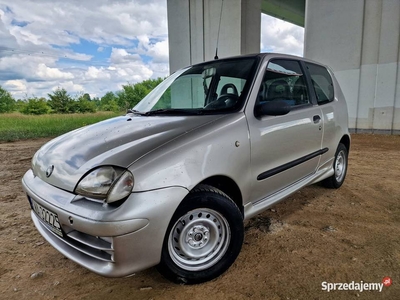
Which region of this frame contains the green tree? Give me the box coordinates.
[91,96,101,109]
[20,97,51,115]
[100,91,119,112]
[141,78,164,90]
[0,86,15,113]
[82,93,91,101]
[15,99,26,112]
[152,88,171,110]
[76,94,96,113]
[48,88,74,113]
[117,78,163,110]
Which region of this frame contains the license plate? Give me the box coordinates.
[31,200,63,237]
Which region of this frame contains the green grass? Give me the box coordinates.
[0,112,121,142]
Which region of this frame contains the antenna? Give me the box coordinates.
[215,0,224,60]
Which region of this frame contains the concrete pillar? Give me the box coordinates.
[305,0,400,134]
[167,0,261,73]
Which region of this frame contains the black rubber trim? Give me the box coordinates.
[257,147,329,181]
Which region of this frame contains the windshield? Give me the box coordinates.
[134,58,257,114]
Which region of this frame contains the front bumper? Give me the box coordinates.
[22,169,188,277]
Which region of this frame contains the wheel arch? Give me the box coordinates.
[340,134,351,152]
[194,175,244,217]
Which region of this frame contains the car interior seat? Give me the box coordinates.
[266,79,290,101]
[292,77,308,105]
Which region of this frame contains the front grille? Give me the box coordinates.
[64,228,114,262]
[37,217,114,262]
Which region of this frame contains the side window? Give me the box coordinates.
[305,63,334,104]
[256,59,310,107]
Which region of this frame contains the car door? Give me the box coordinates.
[246,58,324,203]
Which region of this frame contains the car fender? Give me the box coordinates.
[129,113,252,205]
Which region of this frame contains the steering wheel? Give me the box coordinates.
[220,83,238,96]
[205,93,239,109]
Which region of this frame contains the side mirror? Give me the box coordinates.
[256,100,291,117]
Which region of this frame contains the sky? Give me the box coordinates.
[0,0,304,99]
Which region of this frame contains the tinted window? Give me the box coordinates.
[305,63,334,104]
[256,59,310,108]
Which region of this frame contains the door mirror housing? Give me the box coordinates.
[255,100,291,117]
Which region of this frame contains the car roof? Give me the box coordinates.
[191,53,328,69]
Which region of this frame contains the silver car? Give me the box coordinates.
[22,53,350,284]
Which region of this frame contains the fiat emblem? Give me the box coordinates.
[46,165,54,177]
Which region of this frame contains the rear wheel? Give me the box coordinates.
[157,184,243,284]
[323,143,348,188]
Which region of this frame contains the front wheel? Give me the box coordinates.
[323,143,348,188]
[157,184,244,284]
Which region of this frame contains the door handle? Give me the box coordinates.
[313,115,321,124]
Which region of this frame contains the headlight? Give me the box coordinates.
[75,166,134,203]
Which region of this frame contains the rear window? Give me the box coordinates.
[305,63,334,104]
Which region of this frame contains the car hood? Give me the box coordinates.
[32,114,222,192]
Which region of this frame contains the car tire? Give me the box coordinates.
[323,143,348,189]
[157,184,244,284]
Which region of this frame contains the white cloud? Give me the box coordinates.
[0,52,80,87]
[147,61,169,79]
[107,47,154,82]
[0,9,19,55]
[261,14,304,57]
[0,0,169,98]
[85,66,110,80]
[0,2,305,99]
[2,1,168,46]
[132,35,169,63]
[36,63,74,80]
[3,79,62,99]
[54,81,84,93]
[3,79,27,92]
[110,48,142,64]
[144,39,169,63]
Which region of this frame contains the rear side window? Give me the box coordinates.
[305,63,334,104]
[256,59,310,107]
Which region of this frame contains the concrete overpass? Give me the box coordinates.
[167,0,400,134]
[261,0,305,27]
[167,0,305,72]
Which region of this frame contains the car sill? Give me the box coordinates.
[244,165,334,220]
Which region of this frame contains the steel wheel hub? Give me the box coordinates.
[335,150,346,182]
[187,225,209,248]
[168,208,230,271]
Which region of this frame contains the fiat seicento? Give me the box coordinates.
[22,53,350,284]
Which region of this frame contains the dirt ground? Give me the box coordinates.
[0,134,399,300]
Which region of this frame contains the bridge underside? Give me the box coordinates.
[261,0,305,27]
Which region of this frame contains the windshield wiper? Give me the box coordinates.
[126,108,143,115]
[126,109,147,116]
[143,108,204,116]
